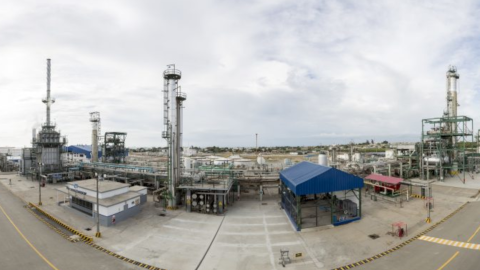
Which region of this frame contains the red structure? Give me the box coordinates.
[365,174,403,195]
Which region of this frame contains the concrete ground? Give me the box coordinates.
[356,201,480,270]
[0,179,138,270]
[1,172,479,270]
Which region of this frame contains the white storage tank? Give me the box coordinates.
[257,156,266,165]
[213,158,231,166]
[184,157,193,169]
[318,154,328,166]
[234,159,254,167]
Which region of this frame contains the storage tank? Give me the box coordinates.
[257,156,266,165]
[234,159,253,167]
[213,158,231,166]
[353,153,362,162]
[184,157,192,169]
[318,154,328,166]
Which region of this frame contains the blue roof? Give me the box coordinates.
[65,145,102,159]
[69,145,94,152]
[280,161,364,195]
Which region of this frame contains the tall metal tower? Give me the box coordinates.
[445,66,460,156]
[42,59,55,129]
[35,58,65,174]
[162,64,187,209]
[90,112,101,163]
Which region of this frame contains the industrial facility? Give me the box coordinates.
[0,59,476,255]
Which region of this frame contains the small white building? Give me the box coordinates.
[183,146,198,157]
[56,179,147,226]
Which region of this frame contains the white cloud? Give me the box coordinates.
[0,0,479,147]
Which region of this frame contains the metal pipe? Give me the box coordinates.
[46,59,51,126]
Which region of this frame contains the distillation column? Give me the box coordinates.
[446,66,459,160]
[163,65,186,209]
[42,59,55,128]
[90,112,100,163]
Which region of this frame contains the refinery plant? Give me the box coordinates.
[1,60,479,213]
[1,59,480,270]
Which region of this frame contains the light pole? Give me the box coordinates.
[426,184,432,223]
[95,173,101,238]
[38,162,43,206]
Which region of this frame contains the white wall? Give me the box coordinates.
[96,197,140,216]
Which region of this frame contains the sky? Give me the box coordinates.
[1,0,480,148]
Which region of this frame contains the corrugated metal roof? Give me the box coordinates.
[280,161,364,195]
[365,174,403,185]
[66,145,102,159]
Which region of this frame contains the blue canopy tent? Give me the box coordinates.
[280,161,364,230]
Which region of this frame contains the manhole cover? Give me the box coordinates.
[85,228,92,231]
[262,203,268,205]
[369,234,380,239]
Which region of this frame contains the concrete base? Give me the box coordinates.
[0,173,478,270]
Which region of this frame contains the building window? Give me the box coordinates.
[72,196,93,210]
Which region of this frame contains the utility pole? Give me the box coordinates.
[256,133,258,152]
[38,162,43,206]
[95,173,101,237]
[426,184,432,223]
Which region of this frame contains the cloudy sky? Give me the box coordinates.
[1,0,479,148]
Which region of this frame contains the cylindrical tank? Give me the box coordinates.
[353,153,361,162]
[214,158,231,166]
[452,162,459,172]
[234,159,253,167]
[184,157,192,169]
[424,156,449,164]
[318,154,328,166]
[257,156,266,165]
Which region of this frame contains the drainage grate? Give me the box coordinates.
[85,228,92,231]
[158,213,166,217]
[369,234,380,239]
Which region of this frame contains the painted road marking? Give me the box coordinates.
[0,203,60,270]
[467,225,480,243]
[419,235,480,250]
[437,251,459,270]
[331,202,469,270]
